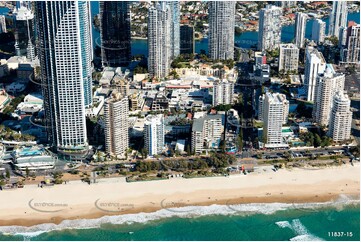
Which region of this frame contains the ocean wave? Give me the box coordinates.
[276,219,324,241]
[0,196,359,238]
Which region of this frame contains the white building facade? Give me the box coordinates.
[258,5,282,51]
[279,44,299,72]
[328,1,348,37]
[144,114,165,156]
[104,93,129,158]
[313,67,345,126]
[294,12,307,48]
[208,1,235,60]
[35,1,91,154]
[328,91,352,142]
[213,80,234,106]
[304,46,326,102]
[263,92,289,147]
[148,2,171,79]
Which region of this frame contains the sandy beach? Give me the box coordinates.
[0,164,359,227]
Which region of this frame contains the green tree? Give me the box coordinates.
[5,169,10,179]
[314,134,322,147]
[25,167,30,178]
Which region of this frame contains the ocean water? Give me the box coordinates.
[0,198,359,241]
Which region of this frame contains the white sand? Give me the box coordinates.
[0,164,359,226]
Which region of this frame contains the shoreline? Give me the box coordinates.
[0,164,359,228]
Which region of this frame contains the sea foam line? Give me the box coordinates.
[0,195,358,238]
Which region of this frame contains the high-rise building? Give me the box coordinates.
[304,45,326,102]
[180,24,195,54]
[344,22,360,63]
[144,114,165,156]
[208,1,235,60]
[35,1,91,155]
[258,94,265,121]
[213,80,234,106]
[79,1,93,107]
[328,91,352,142]
[148,2,171,79]
[168,1,180,59]
[0,15,7,34]
[100,2,131,67]
[259,92,289,125]
[328,1,347,37]
[13,1,35,57]
[313,66,345,126]
[191,113,225,154]
[258,5,282,51]
[294,12,307,48]
[338,26,347,48]
[275,1,297,8]
[263,92,289,147]
[279,44,299,72]
[104,92,129,158]
[311,19,326,43]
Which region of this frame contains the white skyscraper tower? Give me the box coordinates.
[263,92,289,147]
[313,66,345,126]
[35,2,91,156]
[279,44,299,72]
[304,45,326,102]
[329,1,348,37]
[259,92,289,125]
[208,1,235,60]
[104,92,129,158]
[294,12,307,48]
[312,19,326,43]
[328,91,352,142]
[144,114,165,156]
[0,15,6,34]
[213,80,234,106]
[258,5,282,51]
[148,2,171,79]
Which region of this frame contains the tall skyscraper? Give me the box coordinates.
[104,92,129,158]
[328,91,352,142]
[180,24,195,55]
[0,15,6,34]
[168,1,180,59]
[13,1,34,57]
[258,5,282,51]
[304,45,326,102]
[328,1,348,37]
[263,92,289,147]
[259,92,289,125]
[79,1,93,107]
[213,80,234,106]
[148,2,171,79]
[208,1,235,60]
[279,44,299,72]
[35,1,91,155]
[311,19,326,43]
[344,22,360,63]
[338,26,347,47]
[294,12,307,48]
[313,66,345,126]
[100,2,131,67]
[144,114,165,156]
